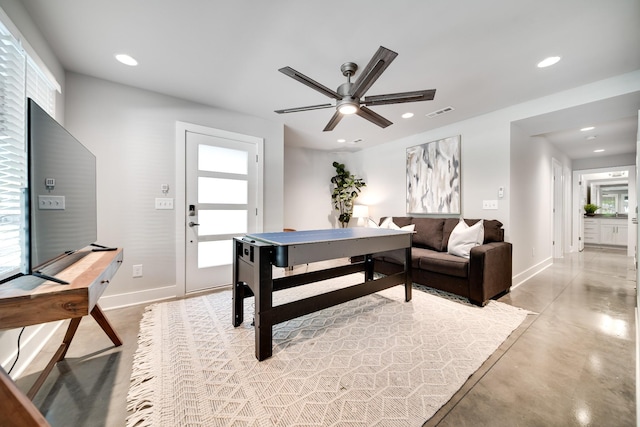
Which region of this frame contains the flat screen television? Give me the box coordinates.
[22,98,98,283]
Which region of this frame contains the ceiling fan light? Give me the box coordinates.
[338,103,358,115]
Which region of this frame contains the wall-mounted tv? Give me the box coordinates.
[23,98,98,282]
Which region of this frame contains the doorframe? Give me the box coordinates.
[571,164,636,257]
[552,158,564,258]
[174,121,264,297]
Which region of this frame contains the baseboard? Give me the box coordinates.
[2,321,63,380]
[511,257,553,289]
[99,285,178,311]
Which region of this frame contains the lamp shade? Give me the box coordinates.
[352,205,369,218]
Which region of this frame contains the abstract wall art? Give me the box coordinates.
[406,135,461,214]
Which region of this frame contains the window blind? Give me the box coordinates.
[0,20,56,280]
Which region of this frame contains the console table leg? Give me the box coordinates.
[90,304,122,347]
[1,366,50,426]
[26,316,82,400]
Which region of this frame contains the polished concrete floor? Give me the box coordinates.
[14,246,637,426]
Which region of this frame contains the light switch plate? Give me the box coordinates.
[482,200,498,210]
[38,195,65,210]
[155,198,174,210]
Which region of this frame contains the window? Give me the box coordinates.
[0,19,57,280]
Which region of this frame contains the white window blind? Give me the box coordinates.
[0,20,56,280]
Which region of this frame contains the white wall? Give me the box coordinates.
[285,71,640,281]
[64,73,284,305]
[284,146,364,230]
[510,126,572,281]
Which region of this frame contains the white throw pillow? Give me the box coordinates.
[369,217,414,232]
[388,221,416,232]
[447,219,484,258]
[368,217,393,228]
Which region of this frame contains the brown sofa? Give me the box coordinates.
[373,217,512,306]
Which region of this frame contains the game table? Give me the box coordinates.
[232,227,413,360]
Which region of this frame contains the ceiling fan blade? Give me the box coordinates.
[323,110,343,132]
[274,103,334,114]
[355,106,393,128]
[279,67,341,100]
[351,46,398,99]
[363,89,436,106]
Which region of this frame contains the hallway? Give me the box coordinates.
[428,246,637,426]
[14,247,637,426]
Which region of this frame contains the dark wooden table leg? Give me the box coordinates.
[90,304,122,347]
[364,254,374,281]
[405,246,412,302]
[254,245,273,361]
[232,239,244,327]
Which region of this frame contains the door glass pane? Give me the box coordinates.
[199,144,247,174]
[198,210,247,236]
[198,177,247,204]
[198,240,232,268]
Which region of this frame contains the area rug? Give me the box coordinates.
[126,274,530,426]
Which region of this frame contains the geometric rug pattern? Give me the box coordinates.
[127,274,530,426]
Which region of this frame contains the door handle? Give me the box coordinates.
[188,222,200,227]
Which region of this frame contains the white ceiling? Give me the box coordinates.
[18,0,640,156]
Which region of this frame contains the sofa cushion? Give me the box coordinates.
[474,219,503,243]
[447,219,484,258]
[373,250,419,268]
[415,247,469,278]
[441,218,460,251]
[411,217,444,251]
[442,218,504,249]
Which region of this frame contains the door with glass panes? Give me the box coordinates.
[185,131,260,292]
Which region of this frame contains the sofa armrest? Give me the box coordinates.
[468,242,512,306]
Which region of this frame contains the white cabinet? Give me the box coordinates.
[599,219,627,246]
[583,218,599,244]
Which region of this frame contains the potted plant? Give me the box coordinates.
[330,161,366,228]
[584,203,600,216]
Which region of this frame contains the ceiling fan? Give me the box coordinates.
[275,46,436,132]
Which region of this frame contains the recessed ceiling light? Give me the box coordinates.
[580,126,595,131]
[537,56,561,68]
[337,139,346,143]
[594,149,605,153]
[115,54,138,66]
[402,112,414,119]
[586,135,597,140]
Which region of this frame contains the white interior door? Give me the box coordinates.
[185,130,260,292]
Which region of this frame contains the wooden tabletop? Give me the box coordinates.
[0,248,123,330]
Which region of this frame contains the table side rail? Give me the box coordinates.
[265,272,406,325]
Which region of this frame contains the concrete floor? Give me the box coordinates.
[14,246,637,426]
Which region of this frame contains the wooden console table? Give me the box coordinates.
[0,248,123,426]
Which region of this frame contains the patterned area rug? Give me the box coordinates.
[127,274,529,426]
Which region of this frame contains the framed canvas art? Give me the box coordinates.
[406,135,461,214]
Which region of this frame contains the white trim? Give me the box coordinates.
[511,256,553,289]
[175,121,264,297]
[98,285,178,311]
[3,321,63,380]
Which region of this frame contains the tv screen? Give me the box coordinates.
[26,98,97,276]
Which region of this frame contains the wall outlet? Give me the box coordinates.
[133,264,143,278]
[482,200,498,210]
[155,198,174,210]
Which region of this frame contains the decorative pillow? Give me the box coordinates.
[389,222,416,232]
[447,219,484,258]
[368,217,414,231]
